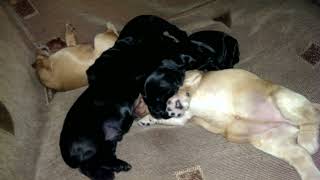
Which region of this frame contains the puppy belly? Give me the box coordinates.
[227,93,293,142]
[226,120,288,143]
[236,91,290,123]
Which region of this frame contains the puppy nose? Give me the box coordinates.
[175,100,183,109]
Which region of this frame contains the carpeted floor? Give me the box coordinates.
[1,0,320,180]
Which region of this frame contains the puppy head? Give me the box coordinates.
[143,60,185,119]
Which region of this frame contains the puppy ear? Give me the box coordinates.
[184,70,202,88]
[224,36,240,67]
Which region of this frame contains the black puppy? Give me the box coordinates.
[86,15,188,87]
[60,85,135,180]
[59,15,189,180]
[143,30,240,119]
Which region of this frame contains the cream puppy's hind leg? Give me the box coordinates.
[106,22,119,36]
[137,112,192,127]
[272,87,320,154]
[65,24,77,46]
[92,22,118,57]
[251,125,320,180]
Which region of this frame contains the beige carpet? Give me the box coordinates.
[0,4,46,180]
[1,0,320,180]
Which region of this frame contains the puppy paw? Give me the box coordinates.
[137,116,157,127]
[166,95,189,117]
[105,159,132,172]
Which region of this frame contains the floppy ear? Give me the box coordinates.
[224,35,240,67]
[183,70,202,88]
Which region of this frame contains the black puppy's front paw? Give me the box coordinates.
[113,159,132,172]
[103,159,132,172]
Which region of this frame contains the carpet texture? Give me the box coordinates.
[0,4,46,180]
[1,0,320,180]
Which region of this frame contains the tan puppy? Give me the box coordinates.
[32,23,118,91]
[138,69,320,180]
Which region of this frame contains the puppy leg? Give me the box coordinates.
[106,22,119,36]
[101,158,132,172]
[251,125,320,180]
[157,113,191,126]
[137,114,160,127]
[65,24,77,46]
[99,141,132,173]
[273,87,320,154]
[137,112,192,127]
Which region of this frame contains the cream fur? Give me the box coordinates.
[33,23,118,91]
[138,69,320,180]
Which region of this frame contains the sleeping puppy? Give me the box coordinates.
[60,80,141,180]
[60,15,190,180]
[142,30,239,119]
[85,15,188,88]
[138,69,320,180]
[32,23,118,91]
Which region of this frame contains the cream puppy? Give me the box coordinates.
[32,23,118,91]
[138,69,320,180]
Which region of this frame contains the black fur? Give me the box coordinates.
[59,15,189,180]
[60,15,240,180]
[59,86,135,180]
[143,30,240,119]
